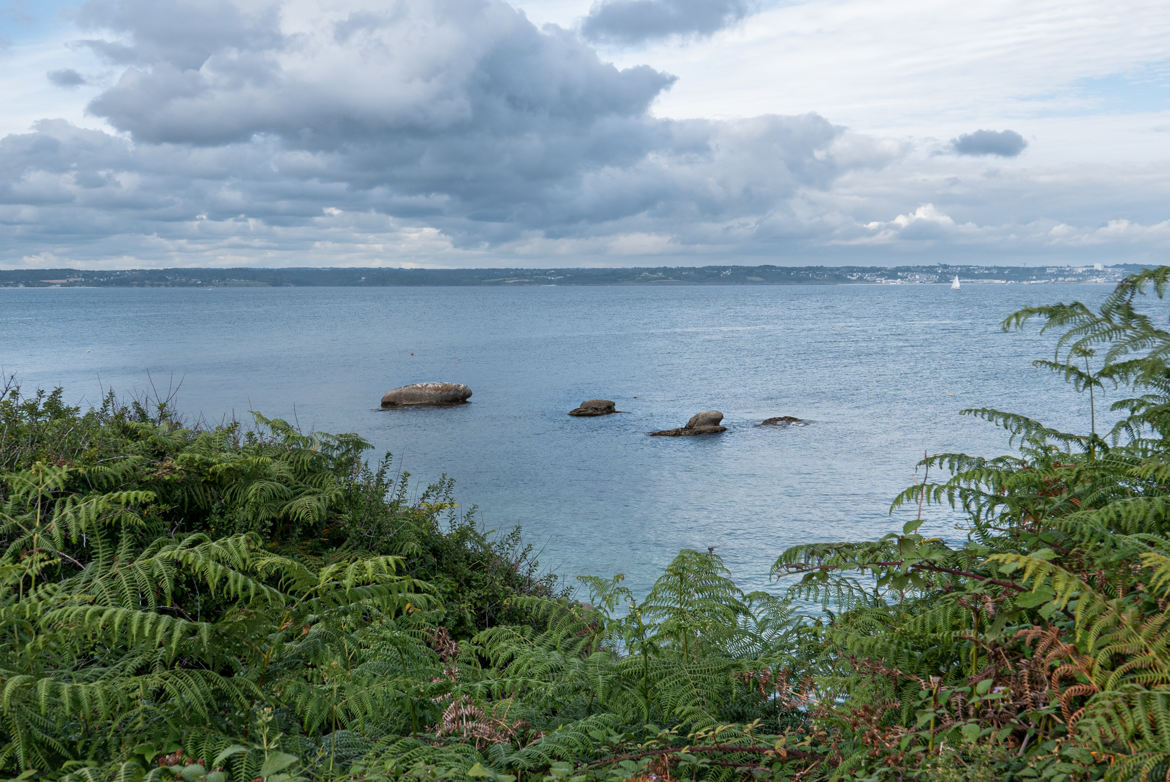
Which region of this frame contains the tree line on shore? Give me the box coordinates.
[0,263,1143,289]
[5,268,1170,780]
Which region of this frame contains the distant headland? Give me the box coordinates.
[0,263,1146,288]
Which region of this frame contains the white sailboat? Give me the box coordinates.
[951,275,960,290]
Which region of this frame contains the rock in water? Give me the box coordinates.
[685,410,724,428]
[569,399,617,416]
[650,410,726,436]
[650,425,727,436]
[760,416,806,426]
[380,382,472,407]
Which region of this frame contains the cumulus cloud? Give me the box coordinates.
[950,129,1028,157]
[80,0,674,147]
[47,68,87,87]
[0,0,882,267]
[844,203,984,245]
[581,0,751,44]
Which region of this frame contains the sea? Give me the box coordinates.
[0,282,1114,598]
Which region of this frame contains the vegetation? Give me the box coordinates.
[5,267,1170,779]
[0,263,1141,289]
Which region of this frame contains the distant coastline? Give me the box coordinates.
[0,263,1145,288]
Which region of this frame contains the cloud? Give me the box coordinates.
[0,0,875,267]
[581,0,751,44]
[850,203,979,244]
[76,0,285,71]
[950,129,1028,157]
[46,68,87,88]
[1047,218,1170,247]
[9,0,1164,269]
[81,0,676,149]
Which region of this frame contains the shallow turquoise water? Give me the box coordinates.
[0,282,1116,595]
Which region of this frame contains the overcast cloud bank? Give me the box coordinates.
[4,0,885,267]
[2,0,1169,269]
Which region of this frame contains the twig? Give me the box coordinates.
[781,560,1028,593]
[871,561,1028,593]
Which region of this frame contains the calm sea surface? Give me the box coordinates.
[1,283,1114,596]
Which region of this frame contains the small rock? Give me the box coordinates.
[381,382,472,407]
[650,410,726,436]
[760,415,806,426]
[569,399,616,417]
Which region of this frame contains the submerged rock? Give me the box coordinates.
[569,399,617,416]
[760,415,806,427]
[650,410,726,436]
[650,425,726,436]
[380,382,472,407]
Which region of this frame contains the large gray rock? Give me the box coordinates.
[650,410,726,437]
[685,410,724,428]
[569,399,617,417]
[381,382,472,407]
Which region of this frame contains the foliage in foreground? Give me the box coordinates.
[6,267,1170,780]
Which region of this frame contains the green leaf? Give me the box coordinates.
[903,519,923,535]
[1014,586,1055,608]
[975,679,994,696]
[212,746,248,768]
[1015,590,1053,608]
[960,723,981,743]
[546,762,572,779]
[467,763,494,779]
[259,752,298,778]
[179,765,207,782]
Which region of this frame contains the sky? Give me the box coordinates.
[0,0,1168,269]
